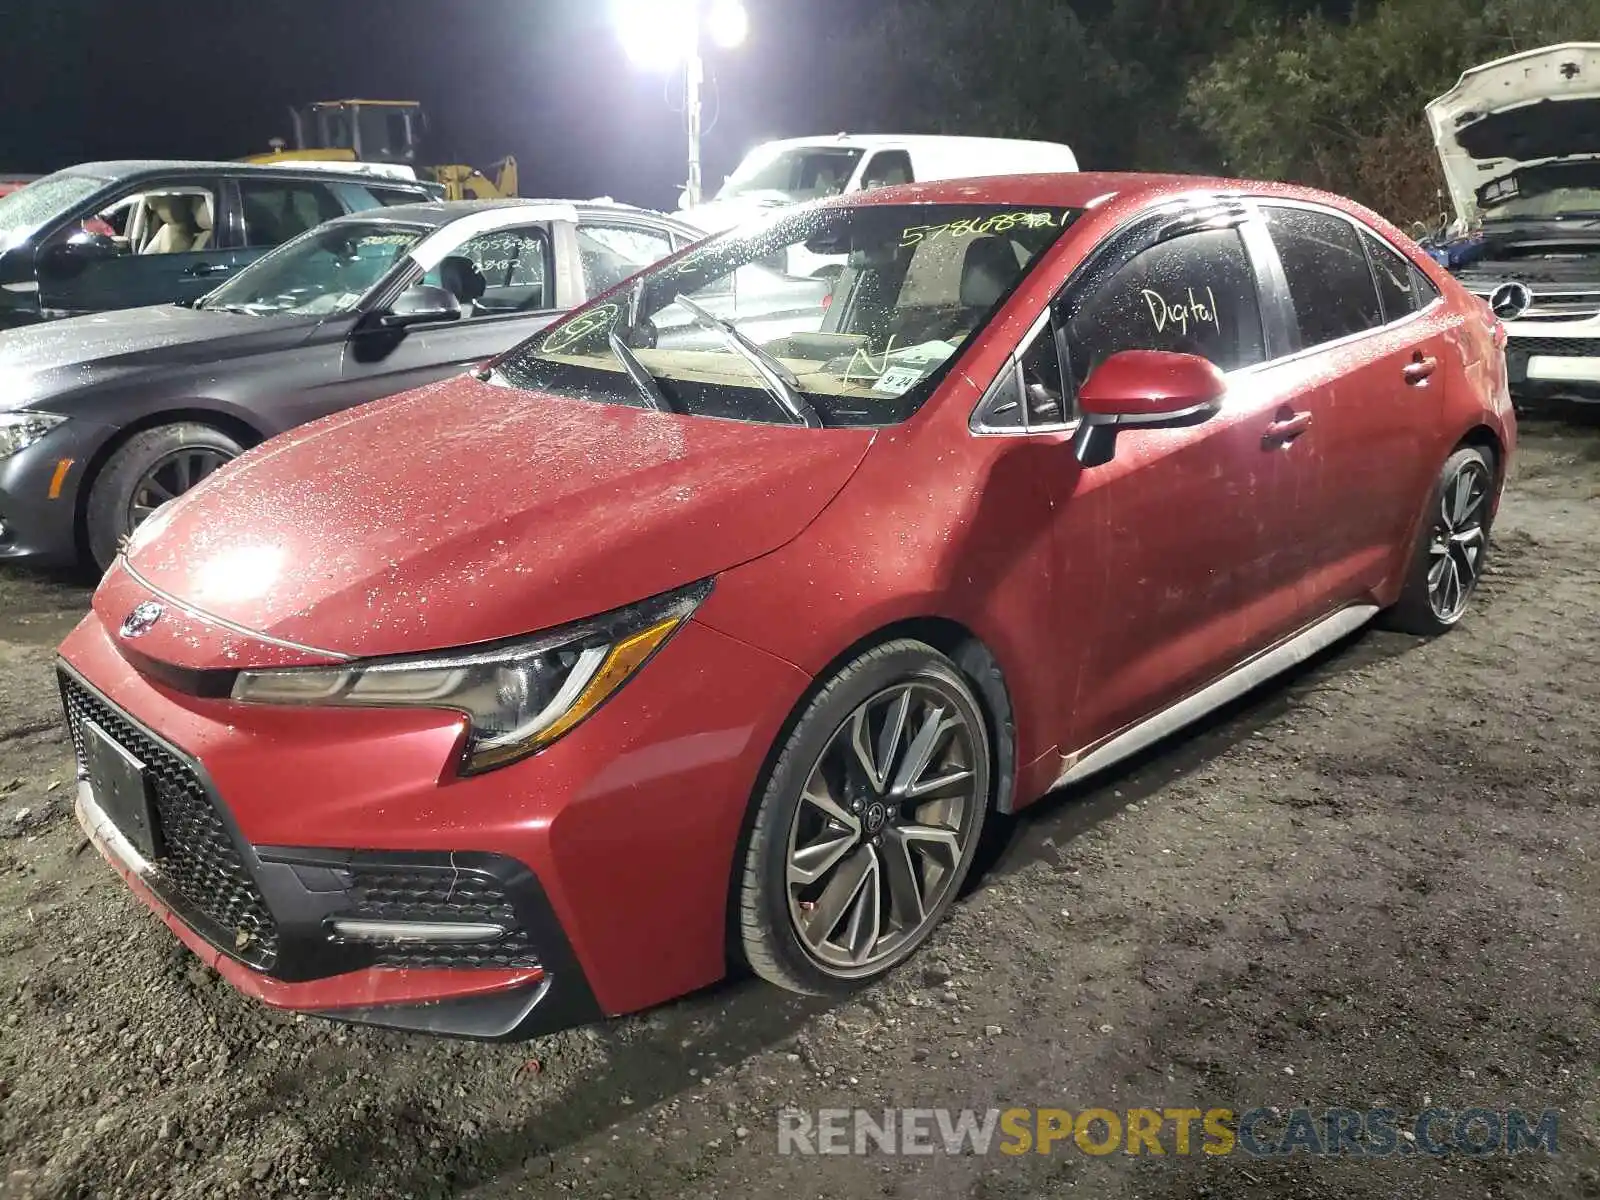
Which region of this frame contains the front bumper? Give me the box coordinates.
[0,419,106,564]
[58,592,810,1037]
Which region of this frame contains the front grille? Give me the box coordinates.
[1512,336,1600,358]
[60,673,279,967]
[337,863,541,970]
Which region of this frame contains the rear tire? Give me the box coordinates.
[85,423,242,571]
[735,639,991,996]
[1383,445,1495,636]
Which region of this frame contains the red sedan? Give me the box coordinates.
[58,173,1514,1039]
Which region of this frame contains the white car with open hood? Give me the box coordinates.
[1427,42,1600,404]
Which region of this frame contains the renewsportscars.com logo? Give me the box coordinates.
[776,1106,1561,1158]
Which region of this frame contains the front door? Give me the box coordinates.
[326,222,567,416]
[36,180,231,316]
[1048,218,1313,751]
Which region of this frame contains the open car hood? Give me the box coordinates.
[117,375,874,662]
[1427,43,1600,226]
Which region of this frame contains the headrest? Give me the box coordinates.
[192,196,213,231]
[437,255,486,303]
[959,236,1023,310]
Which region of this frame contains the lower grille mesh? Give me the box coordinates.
[338,863,542,970]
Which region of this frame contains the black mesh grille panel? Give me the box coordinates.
[338,863,542,970]
[60,672,278,967]
[1513,336,1600,357]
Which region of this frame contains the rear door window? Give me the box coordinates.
[577,222,675,297]
[1064,226,1267,384]
[1263,206,1383,348]
[237,179,348,248]
[860,151,915,190]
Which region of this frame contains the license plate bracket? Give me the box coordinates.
[1507,348,1529,384]
[81,719,162,862]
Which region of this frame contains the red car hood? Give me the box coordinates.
[121,376,874,661]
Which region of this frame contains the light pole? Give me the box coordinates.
[615,0,748,209]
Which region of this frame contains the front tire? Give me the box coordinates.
[736,640,991,995]
[85,423,242,571]
[1383,445,1496,635]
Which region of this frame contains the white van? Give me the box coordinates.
[678,133,1079,235]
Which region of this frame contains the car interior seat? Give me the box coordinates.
[959,236,1025,312]
[141,195,200,255]
[437,255,487,318]
[190,195,215,252]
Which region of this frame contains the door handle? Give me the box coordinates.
[1403,355,1438,385]
[1264,410,1313,446]
[182,263,230,278]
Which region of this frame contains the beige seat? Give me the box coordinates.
[141,195,200,255]
[191,195,214,251]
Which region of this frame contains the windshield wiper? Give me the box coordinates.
[673,293,823,428]
[608,328,680,415]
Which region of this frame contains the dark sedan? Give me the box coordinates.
[0,198,701,569]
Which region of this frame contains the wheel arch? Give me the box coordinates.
[74,404,267,554]
[1456,423,1505,484]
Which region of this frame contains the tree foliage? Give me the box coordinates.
[1186,0,1600,222]
[827,0,1600,225]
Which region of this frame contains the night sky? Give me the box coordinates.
[0,0,872,211]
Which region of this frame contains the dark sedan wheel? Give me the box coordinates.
[85,423,243,571]
[737,639,991,994]
[1384,445,1496,635]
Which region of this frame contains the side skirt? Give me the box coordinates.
[1048,604,1380,792]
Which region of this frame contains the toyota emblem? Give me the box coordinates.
[119,601,164,639]
[1489,282,1533,320]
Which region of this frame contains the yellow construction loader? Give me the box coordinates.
[245,100,519,201]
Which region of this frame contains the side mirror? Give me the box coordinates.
[1072,350,1226,468]
[376,284,461,330]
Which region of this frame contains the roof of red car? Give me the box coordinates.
[846,171,1349,214]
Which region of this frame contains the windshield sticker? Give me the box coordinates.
[1142,286,1220,337]
[874,366,925,396]
[900,211,1061,247]
[542,303,619,354]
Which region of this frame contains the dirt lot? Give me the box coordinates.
[1,421,1597,1200]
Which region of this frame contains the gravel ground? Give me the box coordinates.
[0,421,1597,1200]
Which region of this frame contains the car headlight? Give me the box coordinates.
[231,580,711,774]
[0,411,67,460]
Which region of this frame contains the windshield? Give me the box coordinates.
[0,171,106,250]
[1479,162,1600,223]
[200,220,427,316]
[496,203,1079,427]
[717,147,866,204]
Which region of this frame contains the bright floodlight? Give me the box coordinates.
[615,0,698,69]
[707,0,749,49]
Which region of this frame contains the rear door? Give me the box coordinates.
[1254,203,1449,612]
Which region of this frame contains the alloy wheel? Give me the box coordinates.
[1427,457,1491,623]
[784,681,984,976]
[126,448,233,534]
